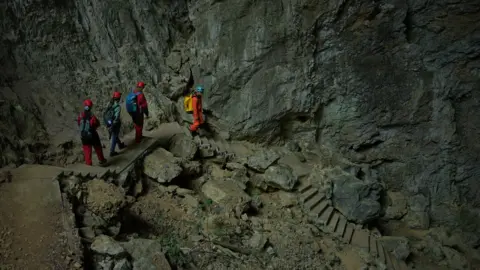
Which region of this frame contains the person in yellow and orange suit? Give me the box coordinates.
[189,86,205,136]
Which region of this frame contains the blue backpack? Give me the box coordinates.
[126,91,141,113]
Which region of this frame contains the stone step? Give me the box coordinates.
[391,254,402,270]
[65,163,110,178]
[298,183,313,193]
[385,249,395,270]
[377,240,386,264]
[300,188,318,204]
[351,229,370,251]
[326,212,340,233]
[396,260,409,270]
[334,216,347,237]
[304,192,326,211]
[201,137,211,149]
[208,138,220,153]
[369,235,378,257]
[310,200,329,218]
[214,140,228,156]
[318,206,334,225]
[342,223,354,244]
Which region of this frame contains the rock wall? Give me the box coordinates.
[1,0,480,240]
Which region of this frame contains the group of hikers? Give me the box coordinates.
[78,76,205,166]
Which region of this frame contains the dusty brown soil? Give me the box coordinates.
[0,165,81,270]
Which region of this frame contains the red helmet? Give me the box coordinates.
[136,81,145,88]
[83,99,93,107]
[112,91,122,99]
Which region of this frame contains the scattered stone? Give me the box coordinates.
[404,194,430,229]
[384,191,408,220]
[263,165,298,191]
[225,162,245,171]
[246,149,280,172]
[441,246,469,270]
[266,246,275,255]
[59,175,80,195]
[378,236,410,260]
[285,141,301,152]
[144,148,183,183]
[331,173,382,224]
[85,179,126,223]
[79,227,95,239]
[181,160,202,176]
[169,133,198,160]
[276,191,297,208]
[248,231,268,251]
[91,235,126,257]
[113,258,132,270]
[97,258,114,270]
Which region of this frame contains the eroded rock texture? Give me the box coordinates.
[1,0,479,241]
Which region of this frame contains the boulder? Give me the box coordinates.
[331,174,382,224]
[121,239,171,270]
[144,148,183,184]
[168,133,198,160]
[113,259,132,270]
[404,194,430,229]
[384,191,408,220]
[246,149,280,172]
[201,179,251,213]
[263,165,298,191]
[277,153,311,179]
[85,179,126,223]
[91,235,127,257]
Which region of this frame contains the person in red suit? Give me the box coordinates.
[77,99,107,166]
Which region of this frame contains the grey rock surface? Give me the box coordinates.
[121,238,171,270]
[1,0,480,240]
[168,133,198,160]
[246,149,280,172]
[331,174,383,224]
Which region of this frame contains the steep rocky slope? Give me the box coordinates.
[1,0,480,248]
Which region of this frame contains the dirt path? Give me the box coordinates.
[0,165,80,270]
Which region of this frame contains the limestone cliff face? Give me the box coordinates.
[1,0,480,240]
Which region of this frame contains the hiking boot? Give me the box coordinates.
[99,159,107,166]
[110,151,119,157]
[119,142,126,150]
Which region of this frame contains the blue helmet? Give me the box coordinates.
[196,86,204,93]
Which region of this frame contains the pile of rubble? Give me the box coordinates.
[56,134,477,269]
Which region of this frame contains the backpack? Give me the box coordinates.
[184,93,193,114]
[79,115,94,143]
[103,103,115,126]
[126,91,141,113]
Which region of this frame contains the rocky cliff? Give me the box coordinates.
[1,0,480,245]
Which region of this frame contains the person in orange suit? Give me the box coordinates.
[77,99,107,166]
[189,86,205,135]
